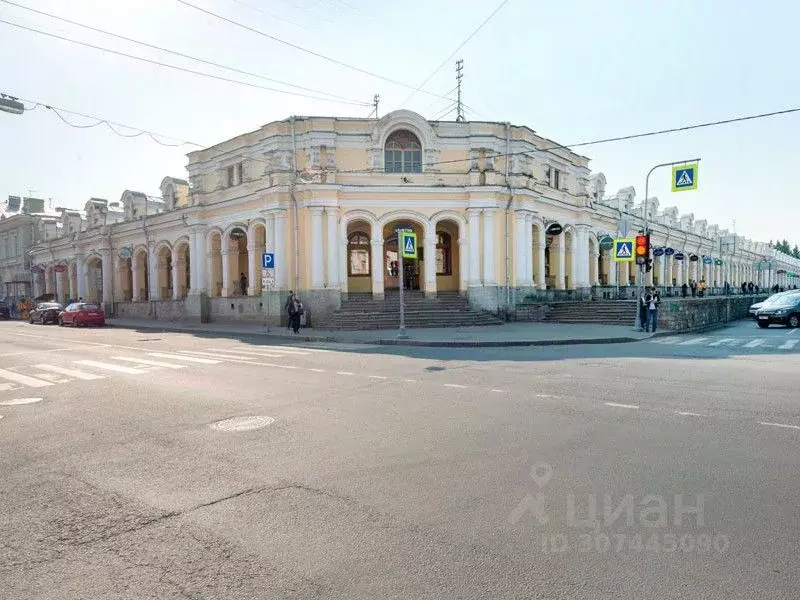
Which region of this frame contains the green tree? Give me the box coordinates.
[794,245,800,259]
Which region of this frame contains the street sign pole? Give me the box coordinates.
[636,157,702,331]
[397,229,407,338]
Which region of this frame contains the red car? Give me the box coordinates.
[59,302,105,327]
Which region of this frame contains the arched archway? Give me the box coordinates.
[432,219,461,293]
[117,255,133,301]
[84,255,103,303]
[132,247,149,302]
[346,219,373,294]
[155,244,172,301]
[173,239,190,299]
[224,226,249,297]
[381,219,426,292]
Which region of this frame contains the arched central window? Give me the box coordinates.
[384,130,422,173]
[348,232,371,276]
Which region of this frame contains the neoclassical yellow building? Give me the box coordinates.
[29,110,799,324]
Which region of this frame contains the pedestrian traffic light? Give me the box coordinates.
[635,234,650,265]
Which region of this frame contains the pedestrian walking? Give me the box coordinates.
[681,282,688,297]
[289,296,303,334]
[285,291,294,330]
[239,273,247,296]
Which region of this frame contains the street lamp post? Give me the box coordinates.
[635,158,701,330]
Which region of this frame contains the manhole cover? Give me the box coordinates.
[210,416,275,432]
[0,398,42,405]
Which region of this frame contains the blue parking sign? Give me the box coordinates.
[262,252,275,269]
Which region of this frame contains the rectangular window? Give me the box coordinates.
[436,248,451,275]
[226,165,235,187]
[236,162,244,184]
[553,169,561,189]
[349,249,370,275]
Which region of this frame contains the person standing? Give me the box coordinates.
[646,287,661,333]
[239,273,248,296]
[285,291,294,330]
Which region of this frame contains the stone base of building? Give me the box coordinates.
[467,285,502,313]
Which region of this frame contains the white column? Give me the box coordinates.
[591,246,600,286]
[424,230,437,296]
[67,266,75,300]
[220,249,231,297]
[482,209,496,284]
[675,259,683,287]
[194,229,207,294]
[76,257,87,300]
[326,208,338,288]
[574,227,590,289]
[148,245,157,300]
[458,236,468,292]
[371,237,384,296]
[45,267,53,294]
[101,249,113,303]
[132,262,141,302]
[247,238,257,296]
[536,240,546,290]
[172,247,182,300]
[468,209,481,285]
[188,229,198,293]
[311,207,324,288]
[657,254,666,287]
[555,233,565,290]
[514,212,527,287]
[338,220,348,293]
[274,211,287,290]
[608,254,617,287]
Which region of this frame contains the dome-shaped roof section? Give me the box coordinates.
[371,109,436,149]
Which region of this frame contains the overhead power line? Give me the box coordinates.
[0,18,370,106]
[174,0,458,103]
[0,0,367,106]
[5,91,204,147]
[399,0,510,107]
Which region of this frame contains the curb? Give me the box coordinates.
[106,320,649,348]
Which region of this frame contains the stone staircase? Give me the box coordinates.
[542,300,638,326]
[321,291,505,330]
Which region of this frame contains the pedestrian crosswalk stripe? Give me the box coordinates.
[0,368,53,388]
[147,352,220,364]
[708,338,735,347]
[34,364,105,380]
[112,356,186,369]
[743,339,765,348]
[208,346,310,356]
[180,350,256,361]
[0,383,16,391]
[649,337,681,344]
[678,337,709,345]
[76,360,148,375]
[779,339,799,350]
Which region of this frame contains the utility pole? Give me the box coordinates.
[372,94,380,119]
[455,59,465,122]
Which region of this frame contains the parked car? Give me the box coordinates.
[748,290,800,318]
[0,301,9,320]
[29,302,64,324]
[755,294,800,328]
[58,303,106,327]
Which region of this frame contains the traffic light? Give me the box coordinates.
[645,257,653,272]
[635,234,650,265]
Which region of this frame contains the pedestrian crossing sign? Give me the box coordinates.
[613,238,635,262]
[672,163,698,192]
[400,231,417,259]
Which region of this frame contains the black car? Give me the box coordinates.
[29,302,64,325]
[755,295,800,328]
[0,302,8,320]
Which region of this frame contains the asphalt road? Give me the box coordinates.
[1,319,798,599]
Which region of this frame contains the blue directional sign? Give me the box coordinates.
[262,252,275,269]
[613,238,634,262]
[702,256,713,265]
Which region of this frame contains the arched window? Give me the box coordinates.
[384,130,422,173]
[435,231,452,275]
[348,232,371,276]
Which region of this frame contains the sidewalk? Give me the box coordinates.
[106,317,654,348]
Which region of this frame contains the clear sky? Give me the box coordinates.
[1,0,798,246]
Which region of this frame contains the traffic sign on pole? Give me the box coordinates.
[262,252,275,269]
[400,232,417,259]
[672,163,698,192]
[613,238,635,262]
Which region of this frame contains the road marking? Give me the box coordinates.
[209,346,310,356]
[76,360,147,375]
[779,339,799,350]
[0,397,43,405]
[675,411,705,417]
[491,389,505,393]
[403,379,418,383]
[33,364,105,381]
[112,356,186,369]
[759,421,800,431]
[0,346,97,357]
[0,368,54,388]
[444,383,467,389]
[788,329,798,336]
[367,375,387,380]
[180,350,255,361]
[536,394,561,399]
[708,338,736,347]
[309,368,325,373]
[678,337,709,346]
[204,347,284,358]
[147,352,220,364]
[337,371,354,376]
[0,383,16,391]
[649,336,681,344]
[743,339,765,348]
[605,402,639,409]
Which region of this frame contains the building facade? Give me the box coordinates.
[0,196,58,308]
[28,110,800,323]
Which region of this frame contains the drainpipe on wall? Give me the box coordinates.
[290,116,300,294]
[503,122,513,320]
